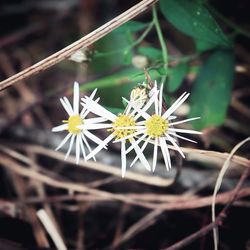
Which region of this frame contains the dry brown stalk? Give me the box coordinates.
[22,144,250,169]
[0,0,158,91]
[5,144,175,187]
[2,142,249,191]
[1,154,250,211]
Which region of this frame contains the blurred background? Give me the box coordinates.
[0,0,250,249]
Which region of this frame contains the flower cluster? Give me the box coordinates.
[52,81,201,177]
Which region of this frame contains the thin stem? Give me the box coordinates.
[132,21,155,47]
[152,5,168,84]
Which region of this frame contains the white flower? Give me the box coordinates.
[80,86,159,177]
[120,83,202,171]
[52,82,107,164]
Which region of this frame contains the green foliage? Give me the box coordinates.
[138,47,162,61]
[93,32,130,72]
[156,67,168,76]
[79,68,162,108]
[86,2,234,124]
[167,62,189,92]
[189,50,234,129]
[104,106,124,115]
[79,68,140,91]
[114,21,148,33]
[123,50,133,65]
[159,0,232,51]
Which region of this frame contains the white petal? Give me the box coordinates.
[80,134,96,161]
[134,89,159,120]
[52,124,68,132]
[130,136,151,167]
[114,126,144,130]
[154,91,159,115]
[60,98,72,116]
[169,117,200,126]
[166,134,185,158]
[168,128,202,134]
[85,133,114,160]
[83,98,116,121]
[65,134,75,160]
[168,131,197,143]
[131,138,151,171]
[73,81,79,115]
[81,97,100,118]
[159,138,171,171]
[80,89,98,116]
[152,138,158,172]
[63,97,74,115]
[79,123,112,130]
[159,84,163,115]
[148,82,158,98]
[84,117,107,124]
[80,106,88,117]
[162,92,189,119]
[88,88,97,100]
[136,121,146,125]
[75,135,80,164]
[125,102,133,115]
[123,97,150,120]
[125,133,147,154]
[113,129,146,143]
[168,116,177,120]
[55,133,72,151]
[79,133,86,159]
[84,130,107,149]
[121,141,126,178]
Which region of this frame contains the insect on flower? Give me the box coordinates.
[80,86,160,177]
[121,82,202,171]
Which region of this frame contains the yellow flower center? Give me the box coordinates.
[63,115,83,134]
[145,114,168,138]
[111,114,136,139]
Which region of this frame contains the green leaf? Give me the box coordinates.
[168,62,189,92]
[104,106,124,115]
[93,32,131,72]
[189,50,234,129]
[159,0,232,51]
[123,50,132,65]
[156,67,168,76]
[114,21,148,33]
[138,47,162,60]
[79,68,160,108]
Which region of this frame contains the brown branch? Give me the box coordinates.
[0,0,158,91]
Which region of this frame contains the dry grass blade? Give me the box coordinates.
[37,209,67,250]
[112,209,163,249]
[1,153,250,211]
[10,144,176,187]
[212,137,250,250]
